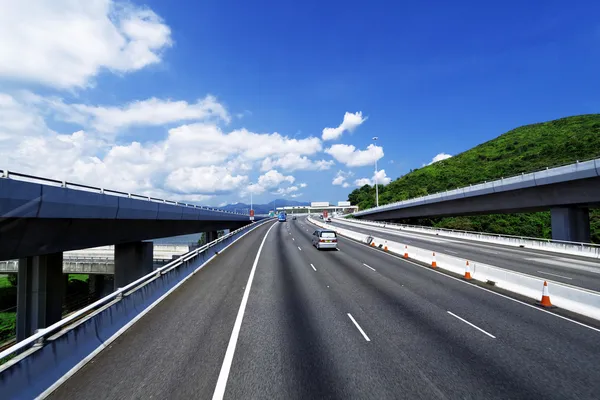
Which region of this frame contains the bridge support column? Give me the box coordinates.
[89,274,112,298]
[16,252,64,342]
[550,207,590,242]
[114,242,153,290]
[206,231,218,243]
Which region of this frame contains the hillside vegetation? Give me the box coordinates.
[348,114,600,242]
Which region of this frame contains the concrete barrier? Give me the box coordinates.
[309,217,600,321]
[336,217,600,259]
[0,218,273,400]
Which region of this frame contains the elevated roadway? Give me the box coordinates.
[49,217,600,400]
[353,158,600,242]
[0,172,258,260]
[328,219,600,292]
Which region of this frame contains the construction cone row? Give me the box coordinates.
[431,252,437,268]
[404,245,409,259]
[539,281,553,307]
[464,261,472,280]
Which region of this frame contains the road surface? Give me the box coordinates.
[50,217,600,399]
[329,219,600,292]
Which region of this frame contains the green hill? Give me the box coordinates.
[348,114,600,242]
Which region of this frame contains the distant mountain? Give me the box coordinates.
[218,199,310,214]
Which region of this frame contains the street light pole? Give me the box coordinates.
[373,136,379,207]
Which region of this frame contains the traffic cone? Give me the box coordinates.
[384,241,388,252]
[404,245,408,259]
[539,281,553,307]
[370,241,376,247]
[431,252,437,268]
[464,261,472,280]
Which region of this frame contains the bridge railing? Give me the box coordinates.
[354,157,600,216]
[0,169,249,216]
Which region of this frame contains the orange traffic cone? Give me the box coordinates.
[370,241,376,247]
[431,252,437,268]
[404,245,409,259]
[539,281,553,307]
[464,261,472,280]
[384,241,388,252]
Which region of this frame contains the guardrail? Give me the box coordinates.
[338,217,600,259]
[354,157,600,216]
[0,168,249,216]
[0,217,274,399]
[309,217,600,321]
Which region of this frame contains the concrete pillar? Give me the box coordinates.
[550,207,591,242]
[114,242,153,290]
[206,231,218,243]
[16,252,64,342]
[89,274,112,298]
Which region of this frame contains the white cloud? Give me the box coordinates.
[354,178,372,187]
[0,0,172,89]
[322,111,367,141]
[299,182,307,188]
[272,186,299,196]
[354,169,392,187]
[258,169,295,188]
[165,166,248,195]
[342,182,350,188]
[260,154,334,172]
[325,144,383,167]
[246,170,295,195]
[48,95,230,132]
[426,153,453,165]
[332,170,353,186]
[290,193,303,198]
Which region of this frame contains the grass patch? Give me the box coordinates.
[68,274,89,282]
[0,312,16,343]
[0,276,13,288]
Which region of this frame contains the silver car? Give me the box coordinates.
[312,229,338,250]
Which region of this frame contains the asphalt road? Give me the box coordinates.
[50,217,600,399]
[328,218,600,292]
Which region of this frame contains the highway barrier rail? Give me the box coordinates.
[341,217,600,259]
[0,218,274,399]
[309,217,600,322]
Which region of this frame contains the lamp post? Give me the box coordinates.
[372,136,379,207]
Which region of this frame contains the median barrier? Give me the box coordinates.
[335,217,600,259]
[308,217,600,321]
[0,218,274,400]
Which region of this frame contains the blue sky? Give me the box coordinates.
[1,0,599,206]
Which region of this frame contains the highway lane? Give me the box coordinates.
[49,221,277,400]
[328,219,600,292]
[49,216,600,399]
[291,217,600,399]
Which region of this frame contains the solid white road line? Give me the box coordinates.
[310,263,317,271]
[212,222,277,400]
[362,263,376,271]
[537,271,573,280]
[447,311,496,339]
[298,246,302,251]
[347,313,371,342]
[342,236,600,333]
[445,250,459,254]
